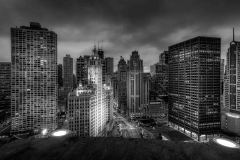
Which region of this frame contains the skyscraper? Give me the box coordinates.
[150,51,169,100]
[225,30,240,114]
[168,36,221,141]
[11,22,57,134]
[63,54,73,92]
[57,64,63,88]
[127,51,147,118]
[76,55,90,86]
[68,84,96,137]
[87,53,107,136]
[103,57,114,85]
[222,29,240,136]
[117,56,128,114]
[103,85,113,122]
[0,62,11,124]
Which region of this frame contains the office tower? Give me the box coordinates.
[63,54,73,92]
[159,50,169,65]
[168,36,221,141]
[97,48,104,59]
[220,59,224,95]
[87,52,107,136]
[103,57,114,85]
[68,84,95,137]
[220,59,224,111]
[141,73,150,116]
[128,51,143,71]
[76,55,90,86]
[68,47,108,137]
[117,57,128,114]
[57,64,63,87]
[111,74,119,110]
[103,85,113,122]
[222,30,240,136]
[0,62,11,124]
[73,74,77,89]
[93,46,113,85]
[225,30,240,114]
[150,63,161,76]
[127,51,150,118]
[150,51,169,100]
[11,22,57,134]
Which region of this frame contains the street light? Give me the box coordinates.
[51,129,70,137]
[41,128,48,136]
[213,138,240,149]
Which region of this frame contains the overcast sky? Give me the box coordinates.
[0,0,239,72]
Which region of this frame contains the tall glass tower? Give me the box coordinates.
[168,36,221,141]
[11,22,57,135]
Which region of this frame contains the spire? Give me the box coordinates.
[233,28,235,41]
[92,42,97,56]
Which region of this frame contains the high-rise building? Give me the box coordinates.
[73,74,77,89]
[0,62,11,124]
[159,50,169,65]
[68,47,109,137]
[225,30,240,114]
[63,54,73,92]
[57,64,63,88]
[11,22,57,134]
[141,73,150,116]
[87,53,107,136]
[168,36,221,141]
[103,57,114,85]
[150,51,169,100]
[103,85,113,122]
[117,57,128,114]
[220,59,224,96]
[127,51,149,118]
[220,59,225,112]
[97,48,104,59]
[76,55,90,86]
[128,51,143,71]
[222,29,240,136]
[68,84,96,137]
[76,47,113,86]
[111,74,119,111]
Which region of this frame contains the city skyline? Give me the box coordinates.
[1,1,240,159]
[1,0,240,71]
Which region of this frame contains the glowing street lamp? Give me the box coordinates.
[41,129,48,136]
[51,129,70,137]
[213,138,240,149]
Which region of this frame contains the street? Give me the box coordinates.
[111,112,154,139]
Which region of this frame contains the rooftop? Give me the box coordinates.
[0,137,240,160]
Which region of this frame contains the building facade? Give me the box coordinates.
[63,54,73,92]
[117,57,128,114]
[223,30,240,136]
[168,36,221,141]
[127,51,150,118]
[103,85,113,122]
[0,62,11,124]
[68,85,96,137]
[57,64,63,88]
[76,55,90,86]
[11,22,57,134]
[87,53,107,136]
[103,57,114,85]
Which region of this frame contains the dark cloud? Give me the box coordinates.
[0,0,240,71]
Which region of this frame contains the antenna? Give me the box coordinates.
[93,40,97,55]
[233,28,235,41]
